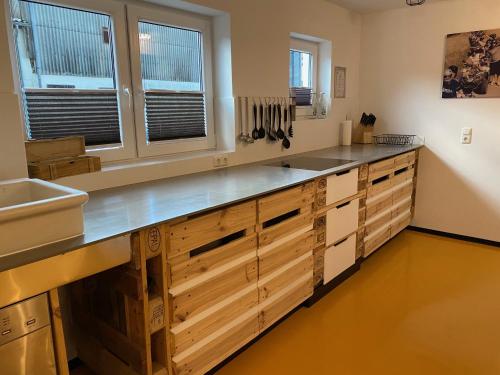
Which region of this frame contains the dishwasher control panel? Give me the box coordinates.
[0,294,51,346]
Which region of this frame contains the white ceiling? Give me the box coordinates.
[327,0,444,14]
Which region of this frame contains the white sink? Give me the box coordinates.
[0,178,88,255]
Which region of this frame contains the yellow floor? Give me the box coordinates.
[216,230,500,375]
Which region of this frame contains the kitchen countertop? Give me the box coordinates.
[0,144,423,272]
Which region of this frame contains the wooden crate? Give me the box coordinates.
[25,136,101,180]
[70,224,171,375]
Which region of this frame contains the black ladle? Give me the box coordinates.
[282,107,291,149]
[252,103,259,140]
[276,104,284,140]
[258,104,266,139]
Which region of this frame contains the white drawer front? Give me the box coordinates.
[326,198,359,246]
[323,233,356,284]
[326,168,358,206]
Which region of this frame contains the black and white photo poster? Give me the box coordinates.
[442,29,500,98]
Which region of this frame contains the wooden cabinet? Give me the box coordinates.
[363,151,418,257]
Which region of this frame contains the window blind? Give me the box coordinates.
[290,87,313,106]
[24,89,121,146]
[144,91,207,142]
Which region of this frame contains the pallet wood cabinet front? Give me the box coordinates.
[363,151,418,257]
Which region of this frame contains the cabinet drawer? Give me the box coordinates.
[368,158,394,182]
[258,183,314,223]
[169,258,257,325]
[326,198,359,246]
[258,232,314,278]
[168,234,257,288]
[173,314,259,375]
[170,287,258,355]
[168,200,256,258]
[323,233,356,284]
[258,253,313,303]
[326,168,358,205]
[258,213,313,247]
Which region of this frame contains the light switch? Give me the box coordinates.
[461,128,472,144]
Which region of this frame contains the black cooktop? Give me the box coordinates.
[266,157,355,171]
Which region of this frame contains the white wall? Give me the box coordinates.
[360,0,500,241]
[0,0,361,189]
[0,2,27,180]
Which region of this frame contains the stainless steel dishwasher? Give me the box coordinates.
[0,293,57,375]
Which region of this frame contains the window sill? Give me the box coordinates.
[55,147,234,192]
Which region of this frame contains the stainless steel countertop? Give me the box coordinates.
[0,144,422,272]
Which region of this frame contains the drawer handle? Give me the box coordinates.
[336,201,351,209]
[335,170,350,176]
[333,237,349,247]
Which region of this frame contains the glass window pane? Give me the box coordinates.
[10,0,121,146]
[138,21,203,92]
[289,49,313,88]
[11,0,115,90]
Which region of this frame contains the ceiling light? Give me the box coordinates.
[406,0,426,5]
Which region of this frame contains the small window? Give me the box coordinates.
[128,5,215,158]
[10,0,136,162]
[289,38,318,107]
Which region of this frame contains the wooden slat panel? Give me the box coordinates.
[173,315,259,375]
[169,234,257,288]
[392,165,415,186]
[365,212,392,237]
[259,255,313,302]
[258,232,314,278]
[368,158,394,182]
[168,200,256,257]
[392,199,412,219]
[364,225,391,257]
[258,278,313,332]
[366,193,392,220]
[393,182,414,205]
[394,151,416,170]
[257,183,314,223]
[391,212,412,238]
[258,213,313,247]
[170,259,258,325]
[367,176,393,198]
[171,288,258,355]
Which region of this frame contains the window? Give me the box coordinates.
[9,0,215,162]
[289,38,318,107]
[127,5,215,158]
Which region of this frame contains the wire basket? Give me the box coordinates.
[373,134,416,146]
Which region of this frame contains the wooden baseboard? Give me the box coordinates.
[407,226,500,248]
[303,261,361,308]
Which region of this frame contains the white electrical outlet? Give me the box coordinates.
[213,154,229,168]
[461,127,472,144]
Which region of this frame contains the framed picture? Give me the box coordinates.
[442,29,500,99]
[334,66,346,98]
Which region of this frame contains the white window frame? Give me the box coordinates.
[127,4,216,158]
[290,37,318,116]
[7,0,137,163]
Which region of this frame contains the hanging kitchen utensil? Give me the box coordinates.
[252,101,259,140]
[276,103,284,140]
[266,102,276,141]
[270,103,278,141]
[238,97,247,143]
[282,105,291,149]
[244,97,254,143]
[258,102,266,139]
[288,100,294,138]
